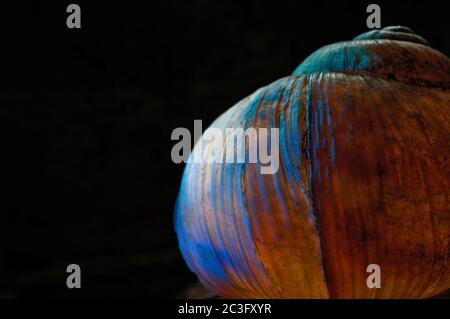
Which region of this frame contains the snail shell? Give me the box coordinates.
[174,26,450,298]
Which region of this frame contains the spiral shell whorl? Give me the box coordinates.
[293,26,450,88]
[353,26,429,46]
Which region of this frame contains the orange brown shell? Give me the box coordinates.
[174,26,450,298]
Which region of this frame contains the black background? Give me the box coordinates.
[1,1,449,298]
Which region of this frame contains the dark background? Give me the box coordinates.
[1,1,449,298]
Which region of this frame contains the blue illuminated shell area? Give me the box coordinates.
[175,75,333,298]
